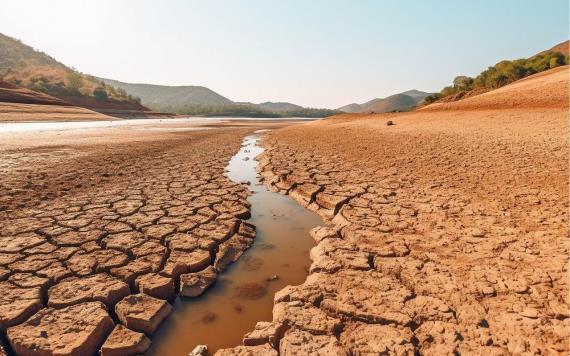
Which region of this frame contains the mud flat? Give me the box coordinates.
[148,132,322,355]
[0,119,302,355]
[219,66,569,354]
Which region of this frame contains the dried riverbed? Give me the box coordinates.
[148,131,321,355]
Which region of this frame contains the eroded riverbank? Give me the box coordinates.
[148,131,322,355]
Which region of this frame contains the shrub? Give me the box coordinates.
[427,49,569,105]
[93,87,108,101]
[65,71,83,92]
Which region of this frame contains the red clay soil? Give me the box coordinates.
[0,102,114,122]
[0,81,168,120]
[217,66,569,354]
[0,126,259,355]
[0,82,70,106]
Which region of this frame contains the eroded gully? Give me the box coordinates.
[147,130,322,355]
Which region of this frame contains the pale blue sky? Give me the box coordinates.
[1,0,568,108]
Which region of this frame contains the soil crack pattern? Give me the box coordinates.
[0,128,263,356]
[148,130,322,355]
[217,112,569,355]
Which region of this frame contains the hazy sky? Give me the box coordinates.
[1,0,568,108]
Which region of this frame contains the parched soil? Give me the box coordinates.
[0,126,263,355]
[218,67,569,354]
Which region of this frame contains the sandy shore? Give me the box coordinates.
[216,67,569,354]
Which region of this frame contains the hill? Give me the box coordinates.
[422,65,568,111]
[337,90,432,113]
[0,80,68,106]
[97,77,232,112]
[257,101,303,113]
[424,40,569,105]
[0,33,150,115]
[540,40,569,55]
[364,93,419,112]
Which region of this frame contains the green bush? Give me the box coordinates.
[93,87,108,101]
[65,71,83,92]
[427,50,568,104]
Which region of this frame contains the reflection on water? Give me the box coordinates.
[147,131,322,355]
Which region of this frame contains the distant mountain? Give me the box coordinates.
[97,78,232,112]
[337,103,362,113]
[337,90,432,113]
[400,89,432,100]
[0,33,148,114]
[256,101,304,113]
[0,32,340,118]
[365,93,419,112]
[98,78,335,117]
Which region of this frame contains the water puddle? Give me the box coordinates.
[147,130,322,355]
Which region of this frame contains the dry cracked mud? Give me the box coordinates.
[218,68,569,355]
[0,125,271,355]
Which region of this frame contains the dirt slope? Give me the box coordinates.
[0,102,114,122]
[422,65,568,111]
[0,81,69,106]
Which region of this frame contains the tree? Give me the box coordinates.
[93,87,108,101]
[66,71,83,92]
[452,76,474,91]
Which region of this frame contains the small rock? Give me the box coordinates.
[519,307,539,319]
[471,228,486,238]
[267,275,279,282]
[101,324,151,356]
[115,293,172,335]
[243,321,287,347]
[386,120,395,126]
[180,266,217,297]
[136,273,175,300]
[189,344,208,356]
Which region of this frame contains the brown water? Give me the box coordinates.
[147,131,322,355]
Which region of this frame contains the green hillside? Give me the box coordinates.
[0,33,144,110]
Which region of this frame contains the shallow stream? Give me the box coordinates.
[148,130,321,355]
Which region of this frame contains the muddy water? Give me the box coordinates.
[148,131,322,355]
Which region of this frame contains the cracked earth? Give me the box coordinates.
[0,68,568,356]
[216,67,569,355]
[0,125,264,355]
[216,105,568,355]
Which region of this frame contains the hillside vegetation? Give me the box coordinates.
[424,41,569,104]
[99,77,338,117]
[98,77,232,112]
[165,102,340,118]
[0,33,146,111]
